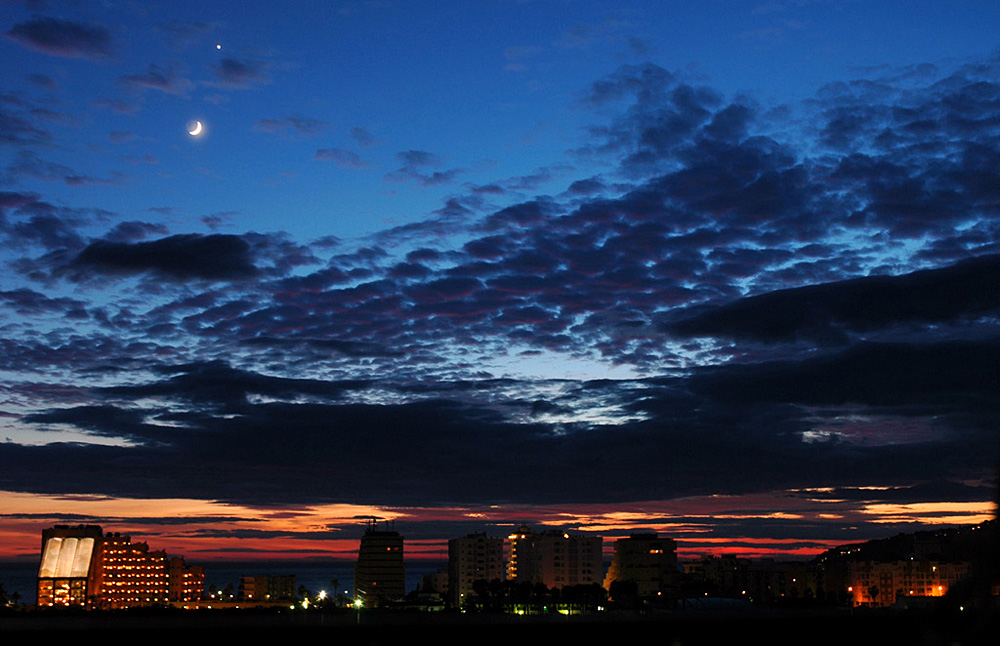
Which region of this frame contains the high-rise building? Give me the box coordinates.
[354,521,405,607]
[603,533,678,600]
[448,532,504,608]
[506,525,603,589]
[37,525,204,609]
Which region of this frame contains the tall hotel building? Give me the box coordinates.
[448,532,505,608]
[37,525,204,609]
[354,522,405,607]
[506,525,603,589]
[99,531,170,607]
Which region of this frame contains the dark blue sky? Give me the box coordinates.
[1,0,998,561]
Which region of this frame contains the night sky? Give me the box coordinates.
[1,0,999,564]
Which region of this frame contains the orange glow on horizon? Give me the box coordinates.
[1,488,992,563]
[0,491,401,561]
[861,501,994,525]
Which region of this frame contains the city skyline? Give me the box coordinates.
[1,1,999,564]
[24,519,993,611]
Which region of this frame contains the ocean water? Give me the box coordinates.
[0,560,447,607]
[0,562,36,605]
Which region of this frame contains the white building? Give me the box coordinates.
[507,525,603,589]
[448,532,504,608]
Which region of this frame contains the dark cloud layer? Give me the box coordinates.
[69,234,258,281]
[668,254,1000,344]
[5,338,995,506]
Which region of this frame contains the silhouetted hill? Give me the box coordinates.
[813,520,996,565]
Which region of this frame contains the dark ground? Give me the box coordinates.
[2,609,998,645]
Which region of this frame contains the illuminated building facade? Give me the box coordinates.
[169,557,205,604]
[448,532,504,608]
[98,532,169,608]
[37,525,103,608]
[848,560,969,608]
[506,525,603,589]
[37,525,204,609]
[354,522,405,607]
[604,533,678,599]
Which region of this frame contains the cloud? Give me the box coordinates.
[667,254,1000,344]
[580,69,725,177]
[397,149,441,167]
[581,61,675,107]
[5,349,995,506]
[23,405,168,443]
[26,73,56,89]
[93,96,140,115]
[314,148,368,168]
[685,339,1000,412]
[0,94,52,146]
[105,360,372,409]
[68,234,259,282]
[350,126,380,147]
[565,176,606,195]
[108,130,135,143]
[6,209,88,252]
[384,149,464,186]
[6,17,113,60]
[504,45,541,71]
[0,288,87,317]
[213,58,270,88]
[118,64,193,96]
[201,210,239,230]
[103,221,170,243]
[5,53,1000,526]
[155,20,218,49]
[255,116,326,137]
[555,18,637,52]
[3,150,118,187]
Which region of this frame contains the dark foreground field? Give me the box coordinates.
[2,609,999,645]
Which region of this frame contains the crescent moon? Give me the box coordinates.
[188,121,203,136]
